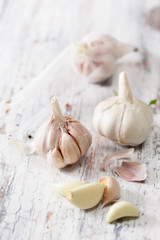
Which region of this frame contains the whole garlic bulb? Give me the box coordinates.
[92,72,153,146]
[35,97,92,168]
[72,33,136,83]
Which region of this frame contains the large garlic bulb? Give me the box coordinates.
[73,33,136,83]
[92,72,153,146]
[35,97,92,168]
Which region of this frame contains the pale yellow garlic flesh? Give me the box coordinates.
[99,176,120,207]
[106,200,140,223]
[66,183,105,209]
[52,182,86,196]
[35,97,92,168]
[92,72,153,146]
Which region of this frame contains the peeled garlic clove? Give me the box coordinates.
[106,200,140,223]
[52,182,85,196]
[35,97,92,168]
[59,132,81,164]
[47,148,66,169]
[67,120,92,155]
[99,176,120,208]
[66,183,105,209]
[92,72,153,146]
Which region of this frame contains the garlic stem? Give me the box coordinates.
[119,72,133,104]
[74,42,88,54]
[51,97,65,122]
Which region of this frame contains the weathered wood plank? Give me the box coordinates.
[0,0,160,239]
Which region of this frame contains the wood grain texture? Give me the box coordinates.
[0,0,160,239]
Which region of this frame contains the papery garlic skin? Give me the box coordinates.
[66,183,105,209]
[99,176,120,208]
[35,97,92,168]
[106,200,140,223]
[72,33,136,83]
[52,182,85,196]
[92,72,153,146]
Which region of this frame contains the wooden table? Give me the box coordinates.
[0,0,160,239]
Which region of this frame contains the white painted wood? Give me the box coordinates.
[0,0,160,239]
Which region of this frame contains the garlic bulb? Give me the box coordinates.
[92,72,153,146]
[73,33,136,83]
[35,97,92,168]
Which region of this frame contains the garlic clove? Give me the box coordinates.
[106,200,140,223]
[46,122,61,150]
[66,183,105,209]
[99,176,120,208]
[52,182,86,196]
[47,148,66,169]
[59,132,81,165]
[67,120,92,155]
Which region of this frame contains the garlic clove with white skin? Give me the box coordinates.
[99,176,120,208]
[92,72,153,146]
[66,183,105,209]
[35,97,92,168]
[72,33,138,83]
[106,200,140,223]
[52,182,86,196]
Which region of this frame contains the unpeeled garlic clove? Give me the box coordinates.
[52,182,85,196]
[47,148,66,169]
[99,176,120,208]
[106,200,140,223]
[35,97,92,168]
[67,121,92,155]
[66,183,105,209]
[59,132,81,165]
[92,72,153,146]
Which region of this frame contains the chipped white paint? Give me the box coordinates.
[0,0,160,240]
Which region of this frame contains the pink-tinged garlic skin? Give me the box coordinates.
[35,97,92,168]
[99,176,120,208]
[35,120,61,158]
[101,148,134,172]
[73,33,135,83]
[114,161,147,182]
[47,148,66,169]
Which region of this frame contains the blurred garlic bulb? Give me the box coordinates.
[92,72,153,146]
[35,97,92,168]
[72,33,136,83]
